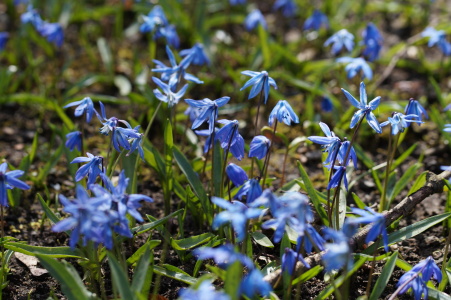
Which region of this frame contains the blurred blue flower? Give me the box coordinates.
[0,162,30,207]
[296,224,326,254]
[184,106,201,123]
[64,97,96,123]
[405,98,428,124]
[180,43,210,66]
[362,23,383,61]
[216,120,244,160]
[21,5,43,28]
[273,0,297,17]
[268,100,299,126]
[341,82,382,133]
[65,131,82,152]
[38,22,64,48]
[321,97,333,112]
[380,112,422,135]
[185,96,230,134]
[421,27,451,56]
[226,163,248,187]
[139,5,168,33]
[337,57,373,80]
[229,0,246,5]
[303,10,328,31]
[0,32,9,51]
[179,281,230,300]
[152,77,188,107]
[128,126,145,160]
[282,247,310,275]
[156,24,180,49]
[240,70,277,103]
[71,152,104,185]
[193,244,254,269]
[235,179,262,204]
[195,128,218,154]
[308,122,342,168]
[348,207,388,251]
[244,9,267,31]
[239,269,272,298]
[410,256,442,283]
[327,166,348,190]
[249,135,270,160]
[211,197,262,242]
[52,185,110,249]
[111,127,141,153]
[324,29,354,55]
[322,227,353,272]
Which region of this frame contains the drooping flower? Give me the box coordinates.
[193,244,254,269]
[65,131,82,152]
[179,281,230,300]
[139,5,168,33]
[273,0,297,18]
[21,5,43,28]
[341,82,382,133]
[0,32,9,51]
[296,224,326,254]
[380,112,422,135]
[421,27,451,56]
[211,197,262,242]
[240,70,277,103]
[155,24,180,49]
[226,163,248,187]
[63,97,96,123]
[249,135,271,160]
[308,122,342,167]
[71,153,104,185]
[348,207,388,251]
[303,10,328,31]
[327,165,348,190]
[321,97,333,112]
[235,179,262,204]
[185,97,230,134]
[152,77,188,107]
[180,43,210,66]
[337,57,373,80]
[0,162,30,207]
[282,247,310,275]
[268,100,299,126]
[239,269,272,298]
[38,22,64,48]
[324,29,354,55]
[405,98,428,124]
[244,9,267,31]
[321,227,353,272]
[215,120,244,160]
[362,23,383,61]
[127,126,145,160]
[195,128,218,154]
[337,140,358,169]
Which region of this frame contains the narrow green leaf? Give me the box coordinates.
[388,163,422,201]
[37,194,61,225]
[292,265,323,285]
[153,265,197,284]
[127,240,161,265]
[132,209,183,235]
[408,171,427,195]
[37,255,95,300]
[107,252,136,300]
[297,161,329,226]
[364,213,451,254]
[428,287,451,300]
[213,141,222,197]
[5,242,85,259]
[391,143,417,170]
[171,233,214,251]
[352,193,366,209]
[224,261,242,300]
[251,231,274,248]
[131,245,152,293]
[369,252,398,300]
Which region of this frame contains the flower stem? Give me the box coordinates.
[250,90,265,178]
[261,120,278,188]
[280,146,290,187]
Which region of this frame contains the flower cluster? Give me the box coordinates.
[139,5,179,48]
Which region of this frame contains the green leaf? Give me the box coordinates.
[408,171,427,195]
[251,231,274,248]
[36,143,64,183]
[391,143,417,170]
[107,252,136,300]
[5,242,85,259]
[369,252,398,300]
[428,287,451,300]
[224,261,242,300]
[37,255,95,300]
[153,264,197,285]
[297,161,329,226]
[127,240,161,265]
[37,194,61,225]
[171,233,214,251]
[364,213,451,254]
[292,265,323,285]
[388,163,422,202]
[131,209,183,235]
[131,245,152,293]
[352,193,366,209]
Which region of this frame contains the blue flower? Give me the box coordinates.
[185,96,230,134]
[215,120,245,160]
[0,32,9,51]
[38,22,64,48]
[321,97,333,112]
[322,227,353,272]
[380,112,422,135]
[324,29,354,55]
[239,269,272,298]
[249,135,270,160]
[341,82,382,133]
[240,70,277,103]
[405,98,428,124]
[327,165,348,190]
[152,77,188,107]
[211,197,262,242]
[52,185,110,249]
[127,126,145,160]
[179,281,230,300]
[193,244,254,269]
[71,152,104,185]
[0,162,30,207]
[421,27,451,56]
[337,141,358,169]
[303,10,328,31]
[180,43,210,66]
[156,24,180,49]
[348,207,388,251]
[21,5,43,28]
[362,23,383,61]
[296,224,326,254]
[268,100,299,126]
[195,128,218,154]
[337,57,373,80]
[63,97,96,123]
[235,179,262,204]
[282,248,310,275]
[139,5,168,33]
[65,131,82,152]
[229,0,246,5]
[308,122,342,168]
[226,163,248,187]
[273,0,297,17]
[244,9,267,31]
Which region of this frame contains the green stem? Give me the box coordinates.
[280,146,290,187]
[109,150,125,178]
[250,91,265,178]
[380,133,393,212]
[261,120,278,188]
